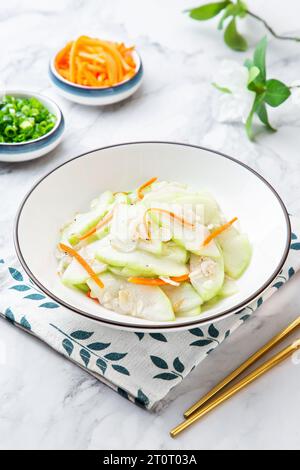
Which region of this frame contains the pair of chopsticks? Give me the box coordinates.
[170,316,300,438]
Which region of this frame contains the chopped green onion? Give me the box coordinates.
[0,95,57,143]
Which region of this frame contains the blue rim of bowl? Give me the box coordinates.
[14,142,292,331]
[0,92,65,154]
[49,53,143,97]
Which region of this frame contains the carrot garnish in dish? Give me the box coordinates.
[79,212,113,241]
[128,274,190,286]
[202,217,238,246]
[137,177,158,200]
[59,243,104,289]
[55,35,137,87]
[144,207,195,239]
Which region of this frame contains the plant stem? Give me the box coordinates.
[247,10,300,42]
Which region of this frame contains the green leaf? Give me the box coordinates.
[80,348,90,367]
[9,267,23,282]
[150,355,168,369]
[70,330,93,340]
[62,338,73,356]
[188,1,230,21]
[5,307,15,323]
[112,364,130,376]
[208,324,219,338]
[189,327,204,337]
[257,297,263,308]
[117,387,129,400]
[265,79,291,107]
[10,285,30,292]
[87,342,111,351]
[224,17,248,51]
[291,243,300,250]
[190,339,214,347]
[135,389,150,408]
[212,82,232,93]
[289,267,295,278]
[240,314,251,322]
[245,94,263,140]
[247,66,260,85]
[153,373,178,380]
[218,2,247,30]
[104,352,127,361]
[135,332,144,341]
[20,316,31,330]
[173,357,185,373]
[24,293,46,300]
[256,102,276,132]
[149,333,167,342]
[273,282,284,289]
[39,302,59,309]
[253,37,267,83]
[96,358,107,374]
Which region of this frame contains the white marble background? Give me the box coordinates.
[1,0,300,450]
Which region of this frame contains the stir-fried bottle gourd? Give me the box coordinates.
[57,178,251,322]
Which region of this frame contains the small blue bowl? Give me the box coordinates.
[0,90,65,162]
[49,50,143,106]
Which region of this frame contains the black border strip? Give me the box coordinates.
[14,141,291,331]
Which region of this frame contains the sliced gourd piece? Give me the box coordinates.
[196,239,222,259]
[61,191,114,245]
[176,305,201,317]
[162,242,188,263]
[189,254,224,302]
[96,244,188,277]
[162,282,203,315]
[114,192,130,204]
[173,224,207,254]
[217,226,252,279]
[137,239,163,255]
[62,257,106,285]
[142,181,188,204]
[74,283,90,294]
[61,239,108,285]
[220,276,238,298]
[175,191,222,225]
[87,273,175,322]
[108,266,146,278]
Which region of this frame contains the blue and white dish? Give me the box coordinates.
[0,90,64,163]
[49,51,143,106]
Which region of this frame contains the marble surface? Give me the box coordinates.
[1,0,300,450]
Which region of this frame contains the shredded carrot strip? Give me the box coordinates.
[202,217,238,246]
[149,208,195,228]
[144,207,195,239]
[171,274,190,282]
[79,212,113,241]
[137,177,158,200]
[59,243,104,289]
[55,35,137,88]
[87,290,99,302]
[128,274,190,286]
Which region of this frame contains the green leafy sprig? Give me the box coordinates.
[244,37,291,139]
[187,1,300,51]
[214,37,293,140]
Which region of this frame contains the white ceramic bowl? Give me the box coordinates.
[0,90,64,163]
[49,51,143,106]
[14,142,291,332]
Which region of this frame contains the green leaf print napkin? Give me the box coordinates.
[1,216,300,410]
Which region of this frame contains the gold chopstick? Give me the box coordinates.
[170,338,300,438]
[184,316,300,418]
